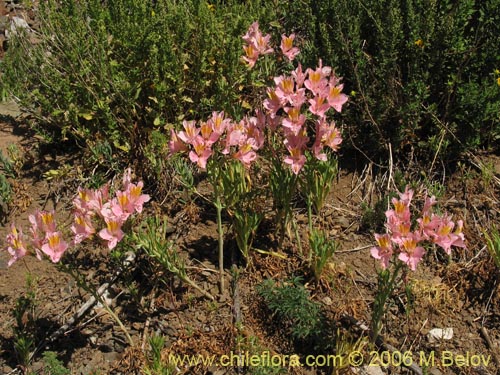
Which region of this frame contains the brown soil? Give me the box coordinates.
[0,100,499,375]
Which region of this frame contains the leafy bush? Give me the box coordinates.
[280,0,500,164]
[2,0,281,165]
[257,277,323,341]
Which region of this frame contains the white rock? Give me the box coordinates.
[427,328,453,343]
[352,365,386,375]
[5,16,30,39]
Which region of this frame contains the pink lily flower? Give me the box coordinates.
[263,88,283,116]
[292,63,306,88]
[99,216,125,250]
[370,233,393,269]
[233,139,258,167]
[88,184,110,216]
[177,120,200,145]
[6,223,29,266]
[398,234,426,271]
[242,43,260,68]
[280,33,300,61]
[169,128,188,154]
[283,131,308,174]
[73,187,95,214]
[304,60,331,96]
[41,231,69,263]
[282,106,306,135]
[433,216,466,254]
[207,111,230,136]
[327,81,348,112]
[189,137,213,170]
[308,94,330,118]
[274,75,297,105]
[71,212,95,245]
[127,181,150,213]
[322,121,343,151]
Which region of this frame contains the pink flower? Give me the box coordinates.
[99,216,125,250]
[398,234,426,271]
[71,212,95,245]
[169,128,188,154]
[432,216,466,254]
[370,233,393,269]
[327,81,348,112]
[322,121,343,151]
[274,75,297,105]
[6,224,28,266]
[189,137,213,170]
[241,22,273,68]
[127,181,150,213]
[280,33,300,61]
[292,63,306,88]
[31,210,57,233]
[304,60,331,96]
[207,111,230,136]
[242,43,260,68]
[122,168,133,190]
[282,106,306,135]
[73,187,95,214]
[242,21,260,44]
[88,184,110,216]
[308,94,330,118]
[283,131,308,174]
[177,120,200,145]
[41,231,68,263]
[263,88,283,116]
[110,191,134,220]
[233,139,258,167]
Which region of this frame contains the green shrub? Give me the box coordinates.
[2,0,281,167]
[280,0,500,164]
[257,277,324,341]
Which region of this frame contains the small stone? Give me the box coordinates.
[427,328,453,343]
[103,351,120,363]
[322,296,333,306]
[352,365,386,375]
[429,368,443,375]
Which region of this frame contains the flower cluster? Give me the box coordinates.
[241,22,349,175]
[263,60,347,174]
[72,168,150,249]
[371,187,466,271]
[4,169,149,266]
[169,111,265,169]
[6,210,68,265]
[241,21,274,68]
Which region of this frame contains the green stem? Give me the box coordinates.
[371,262,403,345]
[215,194,224,293]
[306,197,313,262]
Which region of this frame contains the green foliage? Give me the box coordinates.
[133,215,214,300]
[484,226,500,270]
[2,0,281,165]
[143,335,175,375]
[299,155,339,215]
[309,229,337,281]
[12,274,38,368]
[41,351,70,375]
[0,173,12,219]
[257,277,323,341]
[280,0,500,163]
[235,333,286,375]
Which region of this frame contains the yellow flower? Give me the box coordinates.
[497,77,500,87]
[414,39,424,48]
[494,69,500,75]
